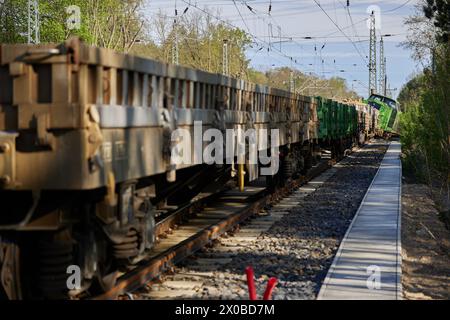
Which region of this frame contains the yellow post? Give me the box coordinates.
[238,163,245,192]
[106,171,117,206]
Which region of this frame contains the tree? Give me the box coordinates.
[0,0,146,52]
[397,73,427,112]
[131,8,252,78]
[247,66,359,100]
[402,1,438,62]
[399,0,449,206]
[423,0,450,43]
[0,0,28,44]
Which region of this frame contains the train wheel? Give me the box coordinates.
[282,155,295,180]
[303,148,313,173]
[36,229,74,299]
[19,228,74,300]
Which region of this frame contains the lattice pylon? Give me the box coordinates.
[368,12,377,96]
[379,37,386,96]
[223,39,229,76]
[28,0,40,44]
[172,17,179,65]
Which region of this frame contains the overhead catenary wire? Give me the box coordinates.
[240,0,369,86]
[384,0,413,13]
[248,1,370,93]
[335,0,367,60]
[234,3,371,90]
[142,0,365,91]
[241,0,367,92]
[311,0,368,66]
[180,0,303,69]
[173,0,370,95]
[235,1,342,92]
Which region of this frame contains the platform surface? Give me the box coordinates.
[318,141,402,300]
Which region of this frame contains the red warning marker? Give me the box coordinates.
[263,277,278,300]
[245,266,257,300]
[245,266,278,300]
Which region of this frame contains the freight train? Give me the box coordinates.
[0,38,396,299]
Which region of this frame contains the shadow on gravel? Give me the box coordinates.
[173,140,390,300]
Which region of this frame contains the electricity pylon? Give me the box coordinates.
[379,37,387,96]
[223,39,229,76]
[368,11,377,96]
[28,0,40,44]
[172,17,179,65]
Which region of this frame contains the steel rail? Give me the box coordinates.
[94,160,332,300]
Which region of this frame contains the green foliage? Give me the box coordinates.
[423,0,450,43]
[0,0,145,52]
[397,73,426,111]
[247,68,268,85]
[399,45,449,187]
[400,2,449,206]
[0,3,358,100]
[131,10,252,78]
[248,67,359,100]
[0,0,28,43]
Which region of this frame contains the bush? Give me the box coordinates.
[399,45,449,198]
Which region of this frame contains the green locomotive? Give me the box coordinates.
[366,93,400,135]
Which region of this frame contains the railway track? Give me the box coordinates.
[94,153,335,300]
[118,139,388,300]
[93,140,388,300]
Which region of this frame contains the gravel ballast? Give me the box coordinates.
[140,140,389,300]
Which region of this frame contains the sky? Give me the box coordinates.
[143,0,422,99]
